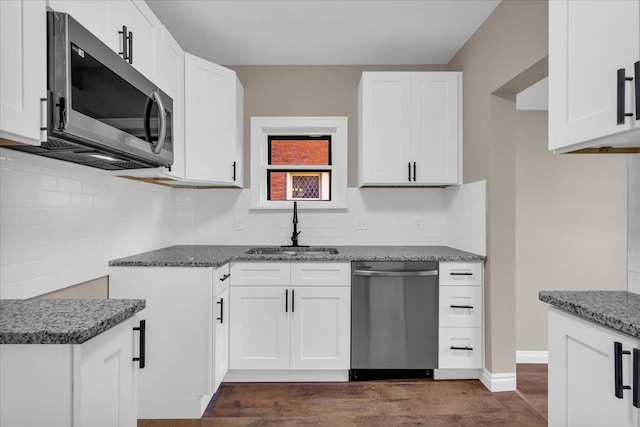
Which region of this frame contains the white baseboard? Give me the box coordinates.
[479,368,516,392]
[516,350,548,364]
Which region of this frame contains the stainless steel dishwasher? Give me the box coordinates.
[350,261,439,380]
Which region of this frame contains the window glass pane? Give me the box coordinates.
[268,171,288,200]
[267,171,331,201]
[269,136,330,165]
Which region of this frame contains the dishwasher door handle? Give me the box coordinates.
[354,269,438,277]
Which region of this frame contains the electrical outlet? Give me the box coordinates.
[414,217,424,230]
[234,217,243,231]
[355,216,368,230]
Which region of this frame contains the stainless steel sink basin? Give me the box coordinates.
[246,247,339,256]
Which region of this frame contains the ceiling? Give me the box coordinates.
[146,0,501,65]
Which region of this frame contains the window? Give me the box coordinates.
[251,117,347,209]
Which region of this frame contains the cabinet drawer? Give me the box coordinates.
[290,263,351,286]
[438,327,482,369]
[439,262,483,286]
[439,286,482,328]
[213,263,230,295]
[230,262,290,286]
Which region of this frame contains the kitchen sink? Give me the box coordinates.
[245,247,339,256]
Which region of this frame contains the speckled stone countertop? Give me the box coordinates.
[539,291,640,339]
[0,299,145,344]
[108,245,485,268]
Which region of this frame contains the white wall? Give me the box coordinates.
[0,149,177,299]
[175,182,486,253]
[630,154,640,294]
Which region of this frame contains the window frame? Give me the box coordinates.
[250,117,348,210]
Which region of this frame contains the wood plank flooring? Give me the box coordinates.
[139,364,548,427]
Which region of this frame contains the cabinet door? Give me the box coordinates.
[214,287,230,392]
[109,268,212,405]
[0,0,46,145]
[358,72,412,185]
[549,0,640,151]
[156,25,185,180]
[548,307,639,427]
[290,287,350,370]
[185,53,240,184]
[47,0,110,42]
[411,72,461,185]
[229,286,290,370]
[77,317,138,427]
[107,0,159,81]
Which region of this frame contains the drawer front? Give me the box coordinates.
[439,262,483,286]
[230,262,290,286]
[438,327,482,369]
[439,286,483,328]
[213,263,231,295]
[291,263,351,286]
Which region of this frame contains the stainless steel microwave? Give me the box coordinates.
[13,11,173,170]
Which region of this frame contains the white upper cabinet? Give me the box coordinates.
[0,0,47,145]
[185,53,244,186]
[358,71,462,186]
[549,0,640,153]
[47,0,110,42]
[48,0,160,82]
[155,25,185,180]
[106,0,160,82]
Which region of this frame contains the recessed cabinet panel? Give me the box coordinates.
[438,327,482,369]
[412,73,460,184]
[439,262,483,286]
[359,73,412,184]
[290,287,350,370]
[230,262,290,286]
[107,0,159,82]
[548,308,639,427]
[549,0,640,152]
[439,286,483,328]
[0,0,46,145]
[229,286,290,370]
[291,263,350,286]
[185,53,243,185]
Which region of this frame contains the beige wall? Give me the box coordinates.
[449,0,628,373]
[228,65,447,187]
[515,110,628,352]
[37,276,109,299]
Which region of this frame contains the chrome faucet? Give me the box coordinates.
[283,201,308,247]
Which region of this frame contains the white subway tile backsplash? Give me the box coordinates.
[0,148,176,299]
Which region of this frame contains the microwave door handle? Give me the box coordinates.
[143,91,167,154]
[152,91,167,154]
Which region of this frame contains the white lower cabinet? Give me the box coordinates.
[0,316,140,427]
[228,262,350,381]
[109,264,230,419]
[435,261,484,379]
[548,307,640,427]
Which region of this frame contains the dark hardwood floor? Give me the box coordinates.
[139,364,548,427]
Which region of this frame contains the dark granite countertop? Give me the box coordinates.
[108,245,486,268]
[539,291,640,339]
[0,299,145,344]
